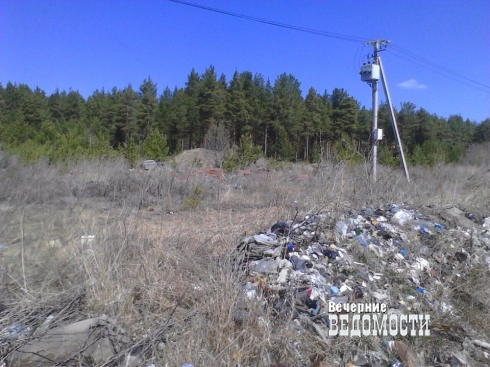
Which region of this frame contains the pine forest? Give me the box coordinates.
[1,65,489,168]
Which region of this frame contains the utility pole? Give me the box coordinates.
[360,39,410,182]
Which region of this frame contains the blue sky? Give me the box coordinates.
[1,0,489,122]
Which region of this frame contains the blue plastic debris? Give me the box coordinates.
[310,301,321,316]
[415,286,425,293]
[356,235,368,247]
[330,286,340,295]
[400,249,408,256]
[390,204,400,213]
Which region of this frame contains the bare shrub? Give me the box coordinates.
[204,123,231,168]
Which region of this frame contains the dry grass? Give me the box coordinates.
[0,145,489,365]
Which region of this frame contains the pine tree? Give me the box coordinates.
[304,87,328,160]
[140,127,169,161]
[272,73,304,160]
[185,69,201,149]
[252,75,273,155]
[198,66,226,146]
[330,88,359,140]
[137,77,158,138]
[474,118,490,142]
[226,71,244,144]
[105,85,138,147]
[122,136,139,168]
[64,90,85,122]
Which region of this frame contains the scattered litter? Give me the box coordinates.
[6,202,490,366]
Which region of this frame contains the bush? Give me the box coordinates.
[183,185,204,210]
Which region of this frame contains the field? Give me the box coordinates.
[0,144,489,366]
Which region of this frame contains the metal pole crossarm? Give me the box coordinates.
[365,39,391,51]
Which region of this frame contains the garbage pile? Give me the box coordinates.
[231,204,490,366]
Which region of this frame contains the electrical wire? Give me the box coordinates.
[387,48,490,94]
[352,44,363,74]
[168,0,489,94]
[168,0,367,43]
[390,44,490,90]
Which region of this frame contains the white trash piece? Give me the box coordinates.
[392,210,413,225]
[81,235,95,246]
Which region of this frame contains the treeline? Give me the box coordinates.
[1,65,489,167]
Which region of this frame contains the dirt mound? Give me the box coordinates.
[171,148,218,169]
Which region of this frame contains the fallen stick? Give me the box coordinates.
[472,339,490,350]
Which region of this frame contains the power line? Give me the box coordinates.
[169,0,489,94]
[387,48,490,94]
[168,0,367,43]
[390,44,490,90]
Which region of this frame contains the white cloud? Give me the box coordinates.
[397,79,427,90]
